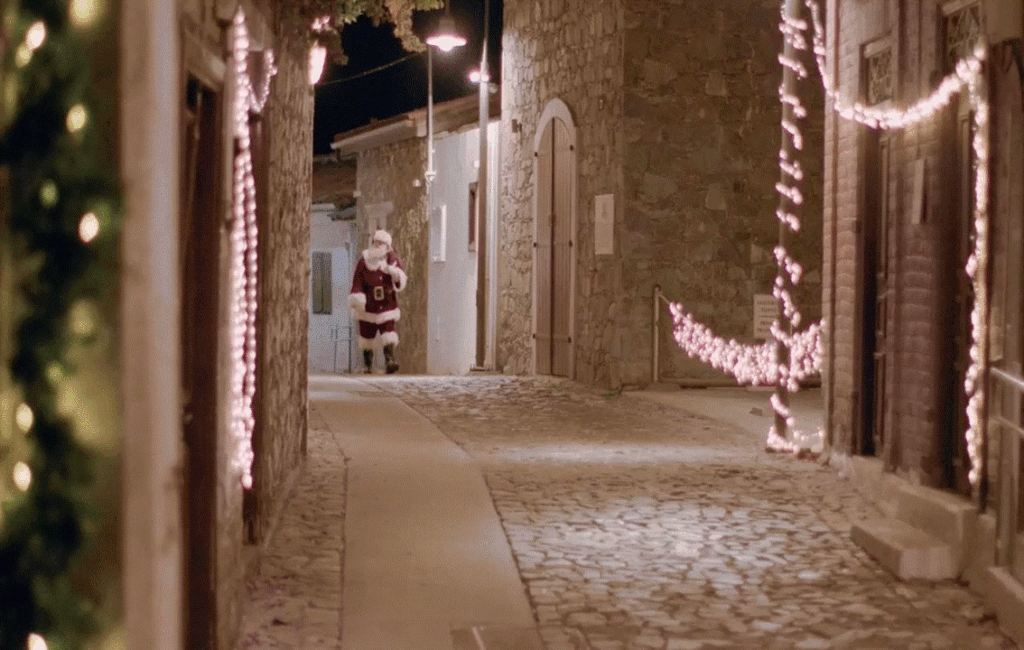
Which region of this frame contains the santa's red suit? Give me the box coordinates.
[349,230,407,373]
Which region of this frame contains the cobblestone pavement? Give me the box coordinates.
[237,405,346,650]
[365,375,1018,650]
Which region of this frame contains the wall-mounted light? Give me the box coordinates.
[309,43,327,85]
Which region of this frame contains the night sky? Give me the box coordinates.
[313,0,503,155]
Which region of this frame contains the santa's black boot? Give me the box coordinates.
[362,350,373,373]
[383,344,399,374]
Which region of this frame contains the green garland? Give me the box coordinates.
[0,1,120,648]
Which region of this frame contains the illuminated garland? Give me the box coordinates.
[231,9,277,489]
[670,0,990,478]
[0,1,120,647]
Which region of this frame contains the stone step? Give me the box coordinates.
[851,517,957,580]
[895,482,974,549]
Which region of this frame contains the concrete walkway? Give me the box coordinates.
[309,375,537,650]
[239,375,1017,650]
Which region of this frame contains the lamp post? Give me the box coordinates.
[424,12,465,187]
[472,0,490,369]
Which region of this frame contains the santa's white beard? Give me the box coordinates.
[366,245,388,262]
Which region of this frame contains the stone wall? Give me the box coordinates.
[624,0,824,383]
[356,139,430,374]
[246,0,313,638]
[501,0,822,389]
[500,0,626,385]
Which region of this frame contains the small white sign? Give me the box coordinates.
[753,294,778,340]
[595,193,614,256]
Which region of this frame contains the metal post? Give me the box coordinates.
[475,0,490,369]
[774,0,800,444]
[426,46,436,187]
[653,284,661,384]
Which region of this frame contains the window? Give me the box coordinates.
[944,3,982,69]
[866,48,893,106]
[468,182,478,251]
[311,251,332,314]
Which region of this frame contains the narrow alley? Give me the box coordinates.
[237,376,1017,650]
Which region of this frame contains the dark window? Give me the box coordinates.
[311,251,332,314]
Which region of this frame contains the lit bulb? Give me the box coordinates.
[70,0,104,28]
[15,403,33,432]
[13,462,32,492]
[25,21,46,51]
[78,212,100,242]
[66,104,88,133]
[39,181,58,207]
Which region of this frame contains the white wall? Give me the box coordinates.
[309,207,357,373]
[427,121,500,375]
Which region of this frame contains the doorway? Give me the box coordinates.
[859,128,890,458]
[534,100,576,378]
[180,76,221,650]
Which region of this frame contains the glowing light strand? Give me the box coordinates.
[230,10,276,489]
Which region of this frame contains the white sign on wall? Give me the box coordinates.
[753,294,778,340]
[595,193,614,256]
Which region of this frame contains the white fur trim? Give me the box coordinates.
[362,248,388,270]
[358,336,375,351]
[388,265,408,292]
[357,308,400,325]
[373,230,392,247]
[380,331,399,346]
[348,292,367,311]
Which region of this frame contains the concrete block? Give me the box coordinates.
[978,567,1024,650]
[966,513,997,587]
[851,517,956,580]
[895,483,974,551]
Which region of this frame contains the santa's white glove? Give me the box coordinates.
[348,292,367,313]
[385,264,408,291]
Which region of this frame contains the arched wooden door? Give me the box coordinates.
[534,106,574,378]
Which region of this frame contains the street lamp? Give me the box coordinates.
[424,9,465,186]
[472,0,490,370]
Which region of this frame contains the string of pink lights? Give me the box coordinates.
[231,9,277,489]
[669,0,989,479]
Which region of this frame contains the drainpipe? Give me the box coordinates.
[653,284,661,384]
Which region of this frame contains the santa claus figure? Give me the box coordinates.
[349,229,407,374]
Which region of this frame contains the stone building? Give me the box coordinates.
[2,1,315,648]
[818,0,1024,643]
[498,0,824,388]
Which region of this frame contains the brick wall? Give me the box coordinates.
[824,0,975,488]
[356,139,430,374]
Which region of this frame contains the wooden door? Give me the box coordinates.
[534,117,573,377]
[551,118,573,377]
[535,120,553,375]
[180,77,220,650]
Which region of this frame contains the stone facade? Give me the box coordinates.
[253,0,313,546]
[500,0,823,388]
[355,139,430,374]
[176,1,313,647]
[499,0,627,385]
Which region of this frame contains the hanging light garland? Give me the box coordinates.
[231,9,277,489]
[669,0,989,478]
